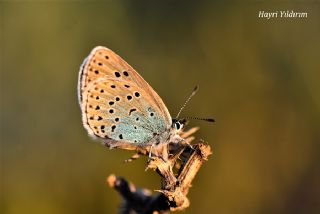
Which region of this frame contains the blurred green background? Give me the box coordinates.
[1,1,320,213]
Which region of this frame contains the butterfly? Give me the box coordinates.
[78,46,211,154]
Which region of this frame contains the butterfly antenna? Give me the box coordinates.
[176,85,199,119]
[185,116,215,123]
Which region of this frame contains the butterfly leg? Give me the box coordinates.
[148,142,159,160]
[148,144,154,159]
[148,141,170,162]
[159,142,169,161]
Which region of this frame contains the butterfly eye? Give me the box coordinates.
[175,121,182,130]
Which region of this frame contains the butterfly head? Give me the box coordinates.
[171,118,187,132]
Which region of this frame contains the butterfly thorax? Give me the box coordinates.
[150,125,183,146]
[148,119,185,146]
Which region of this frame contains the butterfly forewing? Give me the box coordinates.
[78,46,172,145]
[78,47,171,122]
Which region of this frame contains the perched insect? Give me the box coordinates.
[78,46,213,154]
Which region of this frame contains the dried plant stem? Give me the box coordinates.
[107,129,212,213]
